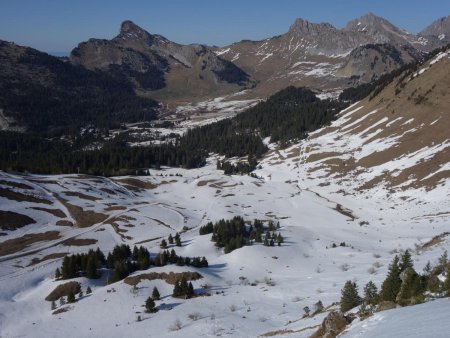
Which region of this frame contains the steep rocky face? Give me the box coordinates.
[70,21,251,101]
[420,15,450,43]
[216,13,446,96]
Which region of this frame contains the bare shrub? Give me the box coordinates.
[168,319,183,331]
[340,263,350,271]
[373,261,382,268]
[229,304,237,312]
[188,312,200,321]
[367,267,377,274]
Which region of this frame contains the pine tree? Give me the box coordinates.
[86,286,92,294]
[175,233,182,247]
[188,282,194,298]
[145,296,157,313]
[380,255,402,302]
[160,239,167,249]
[442,266,450,296]
[55,267,61,279]
[303,306,310,317]
[78,290,84,299]
[152,286,160,300]
[423,261,432,275]
[264,235,269,246]
[67,290,75,303]
[399,250,413,272]
[363,281,379,306]
[51,300,57,310]
[86,256,97,279]
[168,234,174,245]
[277,233,284,246]
[59,296,66,306]
[438,250,448,267]
[340,280,361,312]
[314,300,324,314]
[396,267,423,305]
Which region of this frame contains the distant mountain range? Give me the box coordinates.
[0,12,449,127]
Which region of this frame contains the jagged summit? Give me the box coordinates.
[288,17,336,35]
[116,20,154,44]
[421,15,450,40]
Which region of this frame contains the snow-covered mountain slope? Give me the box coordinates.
[0,50,449,338]
[341,298,450,338]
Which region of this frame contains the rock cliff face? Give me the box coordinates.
[215,13,448,96]
[70,21,252,101]
[420,15,450,43]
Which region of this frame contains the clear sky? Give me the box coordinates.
[1,0,449,54]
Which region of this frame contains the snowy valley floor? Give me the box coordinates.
[0,147,449,337]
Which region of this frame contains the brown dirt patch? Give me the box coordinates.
[63,238,98,246]
[0,231,60,257]
[420,232,450,250]
[62,201,108,228]
[56,220,74,227]
[124,271,203,286]
[114,178,157,191]
[64,191,99,201]
[197,179,216,187]
[29,252,68,266]
[30,207,66,218]
[0,188,51,204]
[0,210,36,230]
[104,205,127,212]
[45,281,81,301]
[0,180,33,190]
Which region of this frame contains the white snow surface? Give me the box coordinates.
[0,101,449,337]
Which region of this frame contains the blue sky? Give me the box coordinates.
[1,0,449,54]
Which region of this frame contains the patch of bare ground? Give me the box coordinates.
[63,238,98,246]
[0,180,33,190]
[285,148,300,159]
[420,232,450,250]
[306,152,342,163]
[100,188,118,195]
[29,252,68,266]
[52,306,71,315]
[334,204,356,221]
[310,311,355,338]
[56,220,73,227]
[64,191,99,201]
[197,179,216,187]
[0,231,60,257]
[30,207,66,218]
[0,188,51,204]
[260,325,320,337]
[114,178,157,191]
[0,210,36,230]
[62,201,108,228]
[124,271,203,286]
[104,205,127,212]
[45,281,81,301]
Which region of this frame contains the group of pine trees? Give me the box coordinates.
[160,232,182,248]
[216,156,258,175]
[56,244,208,284]
[200,217,283,254]
[339,250,450,314]
[172,277,195,299]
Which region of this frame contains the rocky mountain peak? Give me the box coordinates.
[288,17,335,35]
[420,15,450,39]
[117,20,153,43]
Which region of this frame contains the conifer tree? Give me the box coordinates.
[380,255,402,302]
[442,266,450,296]
[59,296,66,306]
[175,233,182,247]
[145,296,157,313]
[55,267,61,279]
[86,256,97,279]
[86,286,92,294]
[152,286,160,300]
[363,281,379,306]
[67,290,76,303]
[399,250,413,272]
[168,234,174,245]
[340,280,361,312]
[396,267,423,305]
[303,306,310,317]
[314,300,324,314]
[160,239,167,249]
[264,236,269,246]
[51,300,57,310]
[78,290,84,299]
[439,250,448,267]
